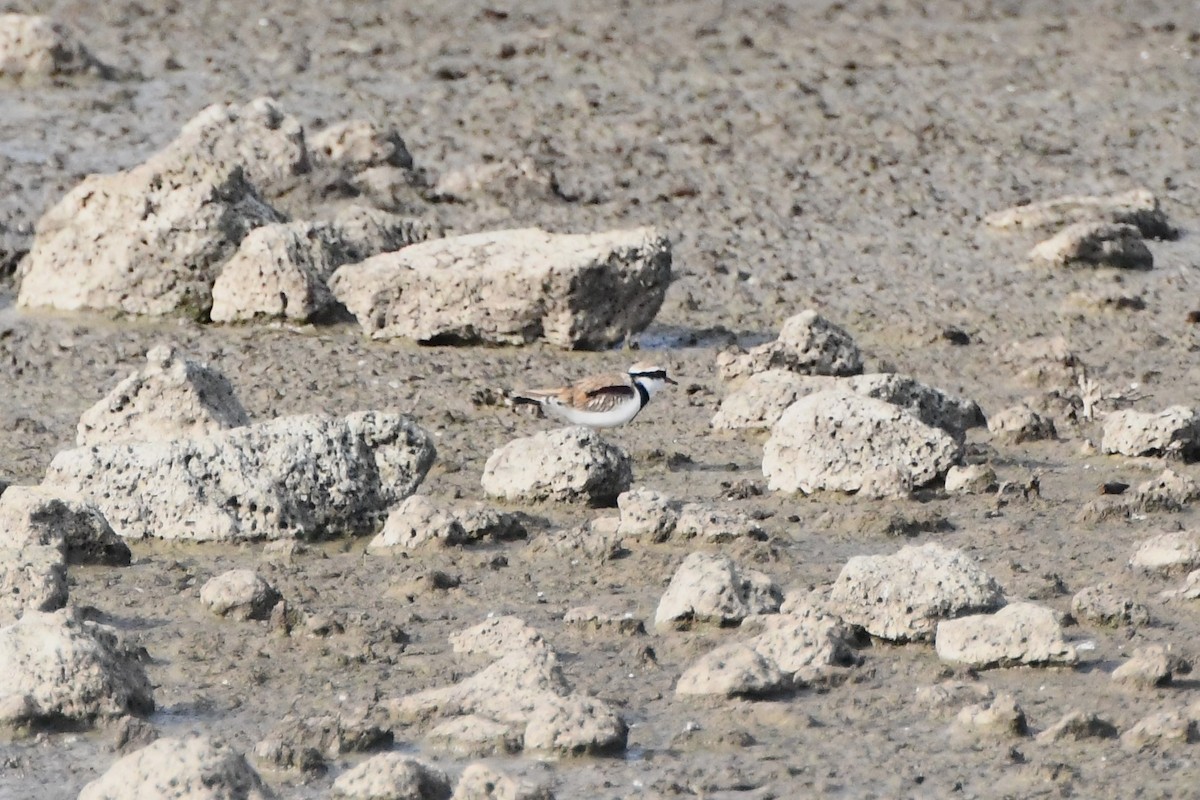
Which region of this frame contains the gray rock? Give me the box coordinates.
[368,495,467,550]
[42,411,435,542]
[79,735,276,800]
[1112,645,1191,689]
[0,544,66,624]
[914,681,994,716]
[0,608,153,727]
[18,100,294,317]
[986,188,1175,239]
[1130,531,1200,574]
[1071,583,1150,627]
[763,391,961,498]
[988,404,1056,443]
[425,715,522,758]
[451,763,554,800]
[1121,707,1200,750]
[199,570,281,621]
[77,345,249,447]
[952,694,1028,739]
[329,227,670,349]
[0,14,110,79]
[309,120,414,172]
[0,484,131,565]
[482,428,631,506]
[944,464,998,495]
[253,711,392,773]
[1036,710,1119,743]
[332,754,451,800]
[828,542,1005,642]
[655,552,781,630]
[1029,221,1153,270]
[1102,407,1200,459]
[717,310,863,383]
[935,602,1077,668]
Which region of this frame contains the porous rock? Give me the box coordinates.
[199,570,281,621]
[935,602,1077,668]
[0,608,153,727]
[1028,221,1153,270]
[716,310,863,383]
[562,606,644,636]
[210,207,433,323]
[0,485,129,566]
[763,391,961,498]
[450,616,551,659]
[482,428,631,506]
[1130,531,1200,574]
[43,411,436,542]
[827,542,1005,642]
[675,644,786,698]
[0,14,110,79]
[616,487,678,541]
[988,404,1056,444]
[1102,407,1200,459]
[985,188,1176,239]
[331,754,451,800]
[369,495,467,550]
[1133,469,1200,512]
[1112,645,1191,689]
[1121,707,1200,750]
[79,735,276,800]
[17,100,296,317]
[914,681,994,715]
[712,370,985,439]
[944,464,998,495]
[0,544,66,624]
[425,715,522,758]
[1071,583,1150,627]
[1036,710,1119,743]
[522,695,629,756]
[309,120,414,172]
[451,763,554,800]
[254,711,392,773]
[329,227,670,349]
[654,552,781,630]
[77,345,249,447]
[951,693,1028,739]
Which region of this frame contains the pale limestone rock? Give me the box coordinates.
[43,411,435,542]
[1112,645,1190,689]
[988,404,1056,444]
[1036,710,1118,743]
[763,391,961,498]
[562,606,644,636]
[914,681,994,716]
[935,602,1077,668]
[944,464,998,495]
[0,544,66,624]
[1121,708,1200,750]
[450,764,554,800]
[0,608,153,727]
[0,485,129,565]
[369,495,467,550]
[615,487,678,541]
[654,552,781,630]
[985,188,1175,239]
[1102,407,1200,459]
[199,570,281,621]
[675,644,786,697]
[309,120,414,172]
[1130,531,1200,574]
[522,695,628,756]
[952,694,1027,739]
[482,428,631,505]
[329,227,670,349]
[0,14,109,78]
[426,715,521,758]
[79,736,276,800]
[77,345,249,447]
[253,710,391,773]
[828,542,1005,642]
[1029,221,1152,270]
[450,616,552,659]
[717,310,862,383]
[331,754,451,800]
[1071,583,1150,627]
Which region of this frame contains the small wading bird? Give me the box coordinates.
[510,362,678,428]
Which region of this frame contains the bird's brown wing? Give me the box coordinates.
[567,374,637,413]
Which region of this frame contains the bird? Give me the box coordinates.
[510,361,678,428]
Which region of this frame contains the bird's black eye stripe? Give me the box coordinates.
[633,370,668,380]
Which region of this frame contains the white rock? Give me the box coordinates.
[944,464,997,495]
[951,694,1027,739]
[987,404,1056,443]
[329,227,670,349]
[672,504,766,543]
[43,411,435,542]
[449,616,552,659]
[710,369,815,430]
[655,552,781,630]
[985,188,1175,239]
[77,345,249,447]
[1071,583,1150,627]
[426,715,521,758]
[199,570,281,621]
[17,100,297,317]
[1130,531,1200,574]
[0,14,108,78]
[309,120,414,172]
[762,391,961,497]
[522,695,628,755]
[1121,708,1200,750]
[451,763,553,800]
[828,542,1005,642]
[675,643,786,697]
[368,495,467,550]
[748,610,860,686]
[1029,221,1153,269]
[1036,710,1118,743]
[561,606,644,636]
[716,310,862,383]
[0,544,66,624]
[0,485,129,565]
[1112,645,1190,689]
[935,602,1077,668]
[0,608,153,727]
[1133,469,1200,511]
[615,487,678,541]
[1102,407,1200,459]
[78,735,276,800]
[482,428,631,505]
[331,754,451,800]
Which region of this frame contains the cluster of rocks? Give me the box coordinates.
[986,188,1177,270]
[14,95,672,349]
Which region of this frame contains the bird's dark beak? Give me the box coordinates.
[666,375,678,385]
